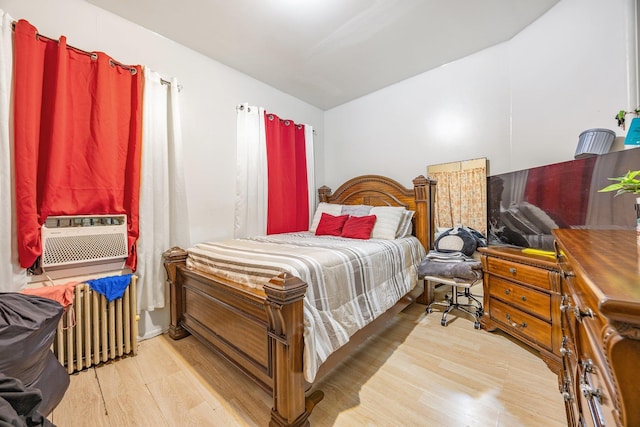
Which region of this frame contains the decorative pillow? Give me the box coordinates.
[341,215,377,239]
[370,206,405,240]
[309,203,343,233]
[395,210,415,238]
[341,204,373,217]
[315,213,349,236]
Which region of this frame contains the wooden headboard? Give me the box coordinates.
[317,174,436,250]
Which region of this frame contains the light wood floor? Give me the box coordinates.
[49,290,567,427]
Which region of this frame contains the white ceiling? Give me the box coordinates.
[86,0,560,110]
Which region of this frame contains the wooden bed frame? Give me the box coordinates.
[163,175,435,426]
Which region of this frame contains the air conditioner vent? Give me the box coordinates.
[41,214,128,269]
[42,233,128,266]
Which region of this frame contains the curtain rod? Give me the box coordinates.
[11,21,137,75]
[11,22,183,91]
[160,78,183,92]
[235,104,316,134]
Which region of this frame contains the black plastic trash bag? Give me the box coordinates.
[0,293,69,416]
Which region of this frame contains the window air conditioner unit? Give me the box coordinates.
[41,214,128,271]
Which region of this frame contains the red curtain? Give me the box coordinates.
[13,20,143,270]
[264,112,309,234]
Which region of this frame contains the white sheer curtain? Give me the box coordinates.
[305,125,316,228]
[235,103,268,237]
[0,10,27,292]
[137,67,190,311]
[234,103,315,237]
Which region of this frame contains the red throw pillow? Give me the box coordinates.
[315,213,349,236]
[341,215,377,239]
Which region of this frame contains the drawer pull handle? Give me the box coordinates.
[505,314,527,328]
[574,306,594,322]
[509,267,516,274]
[581,359,594,373]
[504,289,511,295]
[521,296,527,302]
[560,336,573,358]
[509,320,527,329]
[580,383,602,403]
[581,362,606,426]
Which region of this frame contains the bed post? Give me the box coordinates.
[264,273,323,427]
[414,175,437,305]
[413,175,436,251]
[318,185,331,203]
[162,247,190,340]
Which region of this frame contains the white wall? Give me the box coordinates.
[508,0,630,171]
[324,0,634,189]
[324,44,511,188]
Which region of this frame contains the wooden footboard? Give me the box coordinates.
[163,247,317,426]
[164,247,271,391]
[163,174,436,426]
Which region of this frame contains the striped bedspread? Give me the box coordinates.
[186,232,426,382]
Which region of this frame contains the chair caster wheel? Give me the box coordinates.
[474,321,481,329]
[441,319,447,326]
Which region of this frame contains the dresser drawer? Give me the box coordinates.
[562,271,607,342]
[489,276,551,321]
[489,298,552,351]
[575,322,618,427]
[485,257,551,290]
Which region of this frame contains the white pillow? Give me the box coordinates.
[395,209,415,238]
[309,202,343,233]
[370,206,405,240]
[341,204,373,217]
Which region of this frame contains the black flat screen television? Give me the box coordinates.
[487,147,640,251]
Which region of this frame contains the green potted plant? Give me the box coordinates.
[599,170,640,230]
[615,108,640,130]
[599,170,640,196]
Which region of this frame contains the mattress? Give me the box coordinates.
[186,232,426,381]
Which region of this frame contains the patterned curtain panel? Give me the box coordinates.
[429,159,487,235]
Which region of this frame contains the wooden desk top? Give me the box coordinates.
[552,229,640,325]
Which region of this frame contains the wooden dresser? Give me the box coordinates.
[553,229,640,427]
[479,246,562,376]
